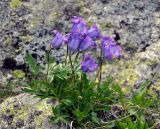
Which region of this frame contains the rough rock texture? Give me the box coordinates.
[0,93,60,129]
[90,0,160,52]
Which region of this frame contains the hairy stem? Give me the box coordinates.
[97,49,103,91]
[46,44,52,82]
[73,50,80,66]
[69,52,75,87]
[80,73,83,96]
[65,44,69,65]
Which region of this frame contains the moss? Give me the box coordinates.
[102,59,139,94]
[79,0,85,8]
[35,103,46,111]
[6,36,13,45]
[10,0,22,9]
[148,87,158,98]
[13,107,29,125]
[21,35,33,43]
[153,81,160,91]
[100,22,113,29]
[13,70,25,78]
[15,47,22,53]
[118,60,139,87]
[144,60,158,66]
[29,18,40,29]
[44,106,52,116]
[50,12,58,21]
[35,102,52,116]
[35,128,43,129]
[87,21,94,27]
[35,116,43,126]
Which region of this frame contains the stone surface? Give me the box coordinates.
[0,93,60,129]
[93,0,160,52]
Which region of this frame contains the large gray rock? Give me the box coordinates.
[0,93,60,129]
[87,0,159,51]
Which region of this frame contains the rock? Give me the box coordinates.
[137,40,160,63]
[14,55,25,66]
[96,0,159,50]
[0,93,61,129]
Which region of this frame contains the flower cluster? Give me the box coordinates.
[51,16,122,73]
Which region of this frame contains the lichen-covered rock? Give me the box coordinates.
[0,93,60,129]
[135,40,160,92]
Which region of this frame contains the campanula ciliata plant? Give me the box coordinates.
[25,16,157,129]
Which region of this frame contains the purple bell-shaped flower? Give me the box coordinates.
[87,24,101,39]
[51,30,65,49]
[81,54,98,73]
[72,16,87,35]
[80,36,95,51]
[68,33,82,52]
[101,36,121,60]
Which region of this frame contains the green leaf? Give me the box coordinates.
[73,109,87,123]
[51,115,68,124]
[48,63,71,82]
[112,83,124,97]
[91,112,100,124]
[25,54,40,76]
[61,99,72,106]
[132,80,152,105]
[0,90,5,97]
[51,106,69,124]
[116,117,135,129]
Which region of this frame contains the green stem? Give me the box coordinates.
[94,65,100,83]
[73,50,80,66]
[69,52,75,87]
[65,44,69,65]
[80,73,83,96]
[46,44,52,82]
[97,49,103,91]
[59,84,62,98]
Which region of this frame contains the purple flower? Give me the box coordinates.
[63,33,70,44]
[72,16,87,35]
[68,33,82,52]
[51,30,65,48]
[87,24,101,39]
[93,42,98,48]
[81,54,98,73]
[80,36,95,51]
[101,36,116,45]
[101,36,121,60]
